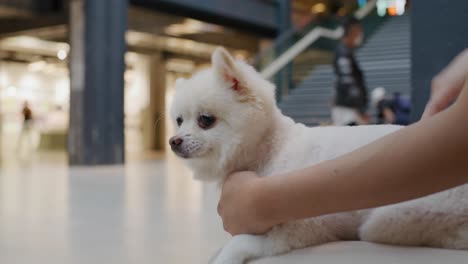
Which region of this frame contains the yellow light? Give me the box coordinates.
[165,19,221,36]
[28,61,47,72]
[388,5,397,16]
[337,7,347,17]
[311,3,326,14]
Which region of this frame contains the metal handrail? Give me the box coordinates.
[260,0,377,79]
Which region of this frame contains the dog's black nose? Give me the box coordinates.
[169,137,183,147]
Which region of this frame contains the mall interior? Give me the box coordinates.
[0,0,271,165]
[0,0,467,263]
[0,0,411,166]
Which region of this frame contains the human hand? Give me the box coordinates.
[422,49,468,119]
[217,171,274,236]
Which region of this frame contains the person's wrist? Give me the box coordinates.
[250,176,285,229]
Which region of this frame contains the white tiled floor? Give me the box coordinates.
[0,153,229,264]
[2,152,468,264]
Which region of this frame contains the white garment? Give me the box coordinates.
[331,106,362,126]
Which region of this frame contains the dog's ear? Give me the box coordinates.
[212,47,245,93]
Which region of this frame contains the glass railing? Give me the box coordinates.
[251,0,387,102]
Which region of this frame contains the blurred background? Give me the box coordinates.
[0,0,413,166]
[0,1,467,263]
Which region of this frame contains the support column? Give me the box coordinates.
[142,54,166,152]
[410,1,468,121]
[275,0,292,101]
[69,0,128,165]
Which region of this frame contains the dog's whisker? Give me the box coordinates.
[153,110,168,129]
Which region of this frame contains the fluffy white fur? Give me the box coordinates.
[169,47,468,264]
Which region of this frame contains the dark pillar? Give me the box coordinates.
[411,1,468,121]
[69,0,128,165]
[275,0,292,101]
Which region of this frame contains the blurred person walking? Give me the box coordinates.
[16,101,35,157]
[372,87,411,125]
[332,17,369,126]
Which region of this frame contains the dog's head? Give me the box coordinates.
[169,47,276,181]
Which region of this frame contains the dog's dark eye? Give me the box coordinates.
[176,117,183,126]
[198,114,216,129]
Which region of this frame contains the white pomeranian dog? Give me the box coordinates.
[169,47,468,264]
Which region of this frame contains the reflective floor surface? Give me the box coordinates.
[0,154,229,264]
[2,152,468,264]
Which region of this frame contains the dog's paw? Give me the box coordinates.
[208,245,245,264]
[209,234,266,264]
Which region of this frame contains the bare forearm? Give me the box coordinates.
[259,94,468,226]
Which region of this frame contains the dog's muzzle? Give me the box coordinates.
[169,136,190,158]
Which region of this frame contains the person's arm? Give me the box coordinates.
[264,88,468,223]
[219,88,468,235]
[218,50,468,236]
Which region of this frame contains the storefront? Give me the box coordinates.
[0,58,69,154]
[0,37,155,157]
